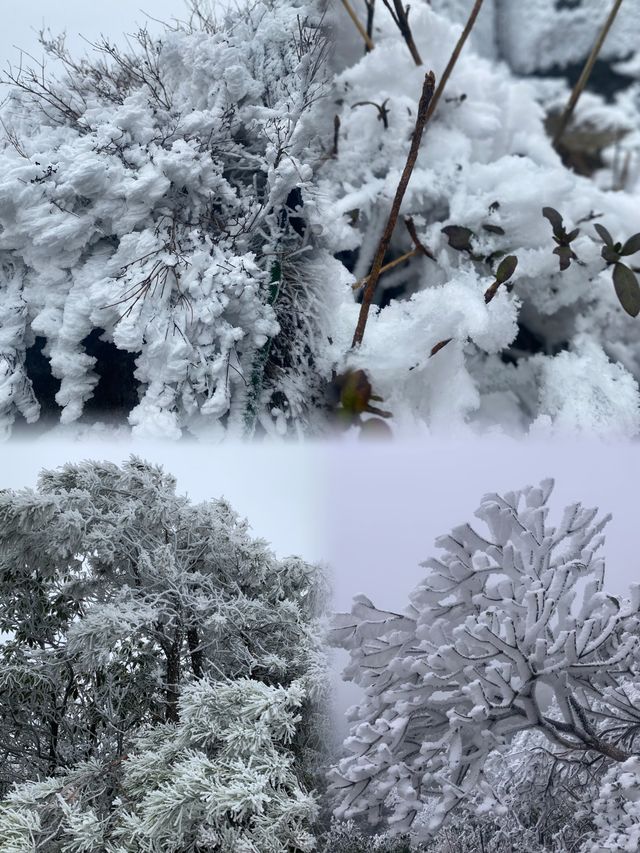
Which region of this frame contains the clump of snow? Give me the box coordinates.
[583,758,640,852]
[316,1,640,439]
[0,0,334,439]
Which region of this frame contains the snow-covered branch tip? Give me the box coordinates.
[329,479,640,839]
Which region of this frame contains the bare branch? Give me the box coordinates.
[553,0,626,149]
[340,0,375,52]
[423,0,485,128]
[382,0,422,66]
[351,71,436,348]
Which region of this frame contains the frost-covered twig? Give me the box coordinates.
[553,0,626,149]
[340,0,375,52]
[351,72,436,348]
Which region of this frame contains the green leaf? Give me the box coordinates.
[602,245,620,265]
[482,223,505,235]
[621,233,640,257]
[553,245,574,271]
[495,255,518,284]
[613,263,640,317]
[542,207,564,236]
[566,227,580,243]
[594,223,614,247]
[339,369,373,415]
[442,225,474,251]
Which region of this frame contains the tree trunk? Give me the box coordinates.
[187,626,204,679]
[165,623,183,723]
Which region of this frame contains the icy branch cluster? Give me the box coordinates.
[0,0,332,439]
[0,457,327,850]
[0,679,318,853]
[330,480,640,838]
[584,756,640,853]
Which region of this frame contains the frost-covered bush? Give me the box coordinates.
[0,0,336,439]
[583,757,640,853]
[319,818,411,853]
[318,2,640,437]
[329,480,640,839]
[0,678,319,852]
[0,457,328,837]
[416,728,598,852]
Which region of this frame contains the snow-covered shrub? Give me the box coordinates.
[0,0,337,439]
[0,456,328,848]
[329,480,640,839]
[582,755,640,852]
[417,728,599,852]
[318,1,640,437]
[2,0,640,440]
[319,818,411,853]
[0,678,319,853]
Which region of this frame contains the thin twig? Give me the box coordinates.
[351,99,390,129]
[341,0,375,52]
[352,217,434,290]
[382,0,423,66]
[365,0,376,49]
[351,72,436,348]
[423,0,485,127]
[351,247,422,291]
[553,0,625,148]
[404,215,436,260]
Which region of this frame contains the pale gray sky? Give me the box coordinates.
[1,1,223,71]
[326,435,640,613]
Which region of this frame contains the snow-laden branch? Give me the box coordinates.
[329,480,640,838]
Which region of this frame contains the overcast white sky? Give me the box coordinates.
[326,435,640,612]
[1,1,221,71]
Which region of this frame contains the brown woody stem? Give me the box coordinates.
[382,0,423,66]
[553,0,625,148]
[352,247,421,291]
[351,72,436,348]
[341,0,375,52]
[423,0,485,127]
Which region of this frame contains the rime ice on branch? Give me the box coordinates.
[330,480,640,837]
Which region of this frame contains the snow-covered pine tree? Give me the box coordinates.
[329,480,640,840]
[0,679,320,853]
[0,0,339,439]
[0,457,328,851]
